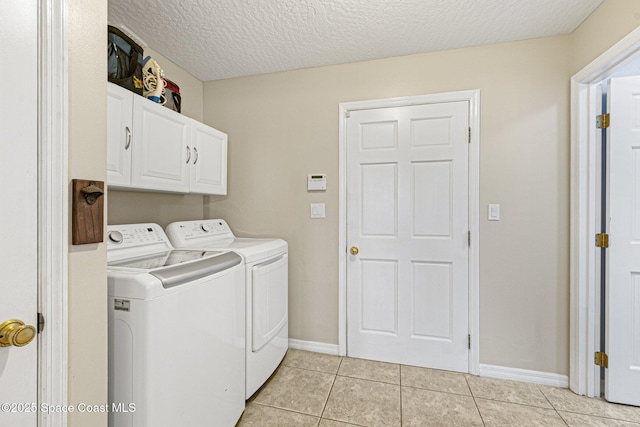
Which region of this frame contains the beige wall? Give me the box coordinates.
[108,191,205,228]
[571,0,640,73]
[67,0,108,425]
[203,36,572,374]
[107,46,207,227]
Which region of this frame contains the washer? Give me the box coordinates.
[165,219,288,398]
[107,223,245,427]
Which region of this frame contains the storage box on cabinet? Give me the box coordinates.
[107,83,227,195]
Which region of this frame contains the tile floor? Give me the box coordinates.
[236,349,640,426]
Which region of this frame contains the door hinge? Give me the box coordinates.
[37,312,45,333]
[596,113,610,129]
[468,127,471,143]
[468,231,471,247]
[468,334,471,350]
[345,110,351,119]
[594,351,608,368]
[595,233,609,248]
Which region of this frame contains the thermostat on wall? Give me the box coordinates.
[307,174,327,191]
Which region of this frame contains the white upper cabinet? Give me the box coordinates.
[107,83,133,186]
[190,121,228,195]
[107,82,227,195]
[131,95,191,192]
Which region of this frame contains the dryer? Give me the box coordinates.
[107,223,245,427]
[165,219,288,398]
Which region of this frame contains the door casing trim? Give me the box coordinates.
[570,25,640,398]
[337,90,481,375]
[38,1,68,425]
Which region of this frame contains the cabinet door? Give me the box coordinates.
[190,121,228,195]
[131,96,190,192]
[107,83,133,187]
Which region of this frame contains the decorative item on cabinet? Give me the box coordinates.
[142,56,167,105]
[107,26,144,95]
[164,78,181,113]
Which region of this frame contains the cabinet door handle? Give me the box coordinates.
[124,126,131,150]
[193,147,198,165]
[186,146,191,164]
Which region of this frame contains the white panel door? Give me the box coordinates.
[0,1,39,425]
[606,76,640,406]
[131,97,190,192]
[190,121,228,195]
[346,101,469,371]
[107,83,133,187]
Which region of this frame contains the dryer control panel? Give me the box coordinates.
[166,219,235,247]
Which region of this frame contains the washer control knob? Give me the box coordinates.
[108,230,123,244]
[201,224,214,233]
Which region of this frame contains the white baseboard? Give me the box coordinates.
[288,339,339,356]
[479,364,568,388]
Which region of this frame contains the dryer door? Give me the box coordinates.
[252,254,288,351]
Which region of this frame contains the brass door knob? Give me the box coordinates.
[0,319,37,347]
[350,246,359,255]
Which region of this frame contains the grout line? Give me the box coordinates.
[279,363,343,376]
[335,372,401,386]
[553,409,640,425]
[399,365,403,426]
[249,401,321,418]
[535,384,569,426]
[467,375,487,427]
[318,358,342,421]
[400,383,475,398]
[321,414,369,427]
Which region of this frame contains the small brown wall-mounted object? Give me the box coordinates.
[72,179,105,245]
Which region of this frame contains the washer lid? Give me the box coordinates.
[108,249,220,269]
[151,251,242,288]
[108,250,242,288]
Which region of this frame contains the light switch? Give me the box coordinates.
[310,203,326,219]
[488,204,500,221]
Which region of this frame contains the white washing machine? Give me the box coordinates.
[165,219,288,398]
[107,223,245,427]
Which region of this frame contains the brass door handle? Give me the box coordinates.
[0,319,37,348]
[350,246,359,255]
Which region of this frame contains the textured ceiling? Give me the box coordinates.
[108,0,604,81]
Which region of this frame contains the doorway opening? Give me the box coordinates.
[570,25,640,406]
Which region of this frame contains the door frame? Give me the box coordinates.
[337,90,481,375]
[570,25,640,398]
[38,1,68,425]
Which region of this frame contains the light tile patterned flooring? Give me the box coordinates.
[236,349,640,426]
